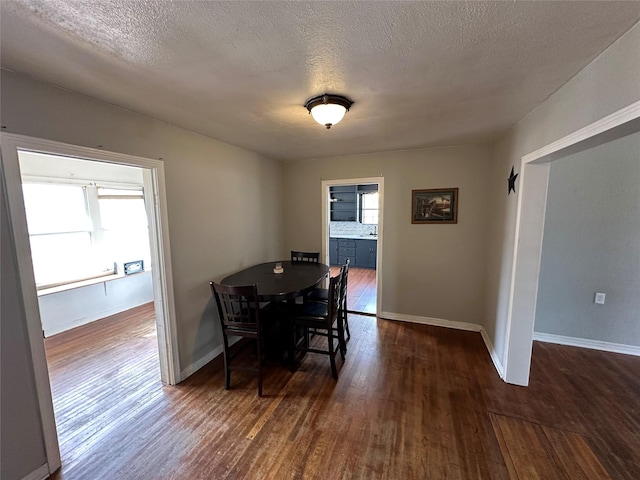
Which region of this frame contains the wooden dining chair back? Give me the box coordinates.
[308,258,351,343]
[339,258,351,340]
[291,274,345,379]
[290,251,320,263]
[210,282,265,396]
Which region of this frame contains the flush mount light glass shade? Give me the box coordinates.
[304,94,354,129]
[310,103,347,128]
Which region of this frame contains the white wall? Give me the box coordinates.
[39,272,154,337]
[485,23,640,367]
[534,131,640,346]
[19,150,154,336]
[284,145,492,326]
[18,150,144,184]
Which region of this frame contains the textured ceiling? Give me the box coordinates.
[2,1,639,161]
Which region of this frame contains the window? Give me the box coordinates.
[98,187,150,274]
[360,191,379,224]
[22,182,150,289]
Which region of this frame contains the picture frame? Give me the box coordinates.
[123,260,144,275]
[411,188,458,224]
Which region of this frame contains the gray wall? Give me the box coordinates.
[485,22,640,364]
[1,69,284,371]
[535,131,640,345]
[1,174,48,480]
[283,145,492,325]
[1,69,284,478]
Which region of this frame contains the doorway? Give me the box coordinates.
[322,177,384,316]
[532,131,640,353]
[1,133,178,473]
[17,151,165,471]
[503,101,640,386]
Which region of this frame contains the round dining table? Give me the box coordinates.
[220,260,330,302]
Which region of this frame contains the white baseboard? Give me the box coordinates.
[379,311,482,332]
[182,314,510,383]
[533,332,640,357]
[480,328,505,379]
[22,464,50,480]
[179,337,243,381]
[379,311,506,378]
[180,345,224,381]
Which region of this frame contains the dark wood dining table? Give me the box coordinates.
[220,260,329,302]
[220,260,330,365]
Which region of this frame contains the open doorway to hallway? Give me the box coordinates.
[323,178,383,316]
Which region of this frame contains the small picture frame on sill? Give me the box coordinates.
[411,188,458,224]
[123,260,144,275]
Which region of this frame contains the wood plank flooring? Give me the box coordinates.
[331,266,376,315]
[45,306,640,479]
[44,303,161,473]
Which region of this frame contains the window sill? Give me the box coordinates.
[37,271,149,297]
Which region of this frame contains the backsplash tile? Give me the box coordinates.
[330,222,377,236]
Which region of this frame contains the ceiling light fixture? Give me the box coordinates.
[304,93,354,129]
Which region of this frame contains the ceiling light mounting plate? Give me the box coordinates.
[304,93,354,129]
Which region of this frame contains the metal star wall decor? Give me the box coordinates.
[508,166,519,195]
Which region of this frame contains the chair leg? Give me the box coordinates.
[256,338,263,397]
[336,308,347,356]
[289,318,297,372]
[223,337,231,390]
[328,329,338,380]
[224,359,231,390]
[337,318,346,361]
[342,300,351,341]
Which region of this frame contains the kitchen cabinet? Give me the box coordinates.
[330,237,377,268]
[329,238,338,265]
[355,239,377,269]
[337,239,356,266]
[329,186,357,221]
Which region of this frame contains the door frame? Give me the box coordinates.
[321,177,384,315]
[503,100,640,385]
[0,133,179,473]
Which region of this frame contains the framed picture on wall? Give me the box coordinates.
[411,188,458,224]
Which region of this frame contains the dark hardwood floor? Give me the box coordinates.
[45,303,640,479]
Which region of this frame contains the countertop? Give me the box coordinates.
[330,234,378,240]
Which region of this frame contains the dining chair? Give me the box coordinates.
[290,273,346,379]
[309,258,351,342]
[210,282,266,396]
[290,251,320,263]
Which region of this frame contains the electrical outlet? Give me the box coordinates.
[594,293,606,305]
